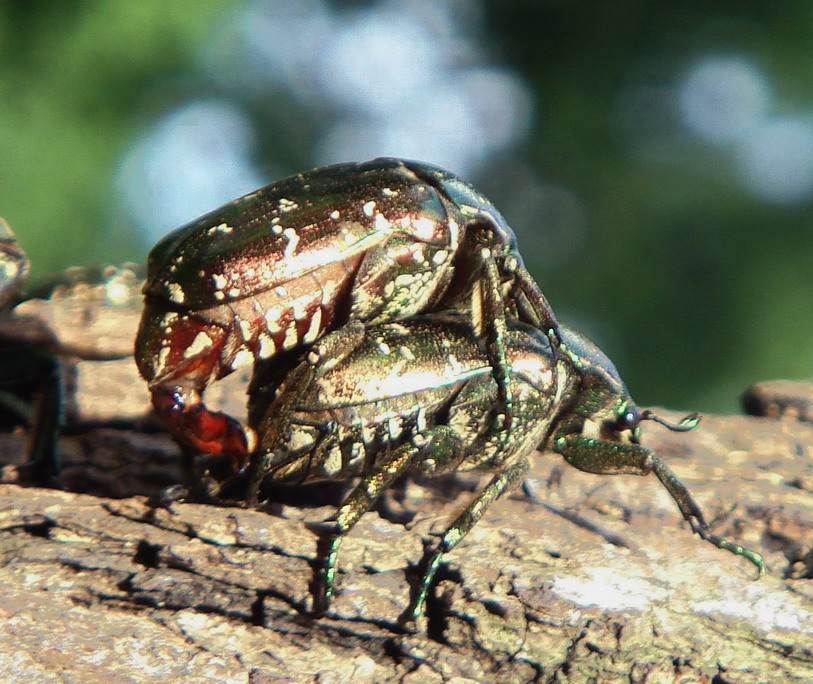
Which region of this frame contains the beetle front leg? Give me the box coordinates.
[553,434,764,574]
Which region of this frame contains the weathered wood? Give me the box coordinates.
[0,293,811,682]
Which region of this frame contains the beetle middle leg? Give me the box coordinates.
[400,456,530,625]
[553,434,764,574]
[306,426,468,617]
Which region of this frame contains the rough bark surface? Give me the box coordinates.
[0,293,811,683]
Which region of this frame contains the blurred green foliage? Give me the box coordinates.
[1,0,811,414]
[0,0,235,270]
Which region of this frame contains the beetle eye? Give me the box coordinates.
[617,405,642,431]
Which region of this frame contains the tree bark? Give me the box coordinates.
[0,291,811,683]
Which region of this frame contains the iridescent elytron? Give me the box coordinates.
[136,159,561,469]
[245,313,764,624]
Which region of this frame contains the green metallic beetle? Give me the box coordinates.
[245,312,764,624]
[136,158,561,471]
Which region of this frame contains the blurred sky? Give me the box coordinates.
[1,0,812,413]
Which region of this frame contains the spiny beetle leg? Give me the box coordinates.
[477,246,513,430]
[648,456,765,576]
[399,457,529,626]
[553,434,764,574]
[307,426,467,617]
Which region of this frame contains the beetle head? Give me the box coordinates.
[560,325,700,440]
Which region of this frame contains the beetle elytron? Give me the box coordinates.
[245,313,764,623]
[136,159,561,470]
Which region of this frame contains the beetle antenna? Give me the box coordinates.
[640,410,700,432]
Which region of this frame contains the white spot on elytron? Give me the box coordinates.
[346,441,365,470]
[264,307,284,333]
[385,323,410,336]
[212,273,227,291]
[361,423,376,446]
[321,279,338,303]
[232,348,253,370]
[322,449,343,476]
[290,294,313,321]
[303,308,322,343]
[460,204,479,216]
[288,428,316,452]
[160,312,178,327]
[262,270,273,280]
[275,285,287,297]
[215,222,233,234]
[387,417,402,440]
[238,319,252,341]
[376,339,391,355]
[394,273,415,289]
[362,200,376,217]
[166,283,185,303]
[283,227,300,257]
[383,281,395,298]
[278,197,299,213]
[374,213,392,232]
[245,267,256,277]
[214,291,225,301]
[184,331,214,358]
[399,345,415,361]
[412,433,428,448]
[411,248,426,264]
[330,209,340,220]
[282,324,299,350]
[306,350,320,365]
[156,345,171,374]
[272,223,283,235]
[447,218,459,251]
[412,216,437,240]
[228,288,241,298]
[258,333,276,359]
[381,187,396,197]
[416,407,427,432]
[432,250,448,265]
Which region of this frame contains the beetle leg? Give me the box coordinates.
[553,434,764,574]
[400,456,530,626]
[508,261,563,347]
[307,426,466,617]
[0,346,63,485]
[475,246,513,430]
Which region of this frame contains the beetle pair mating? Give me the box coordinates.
[135,158,763,623]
